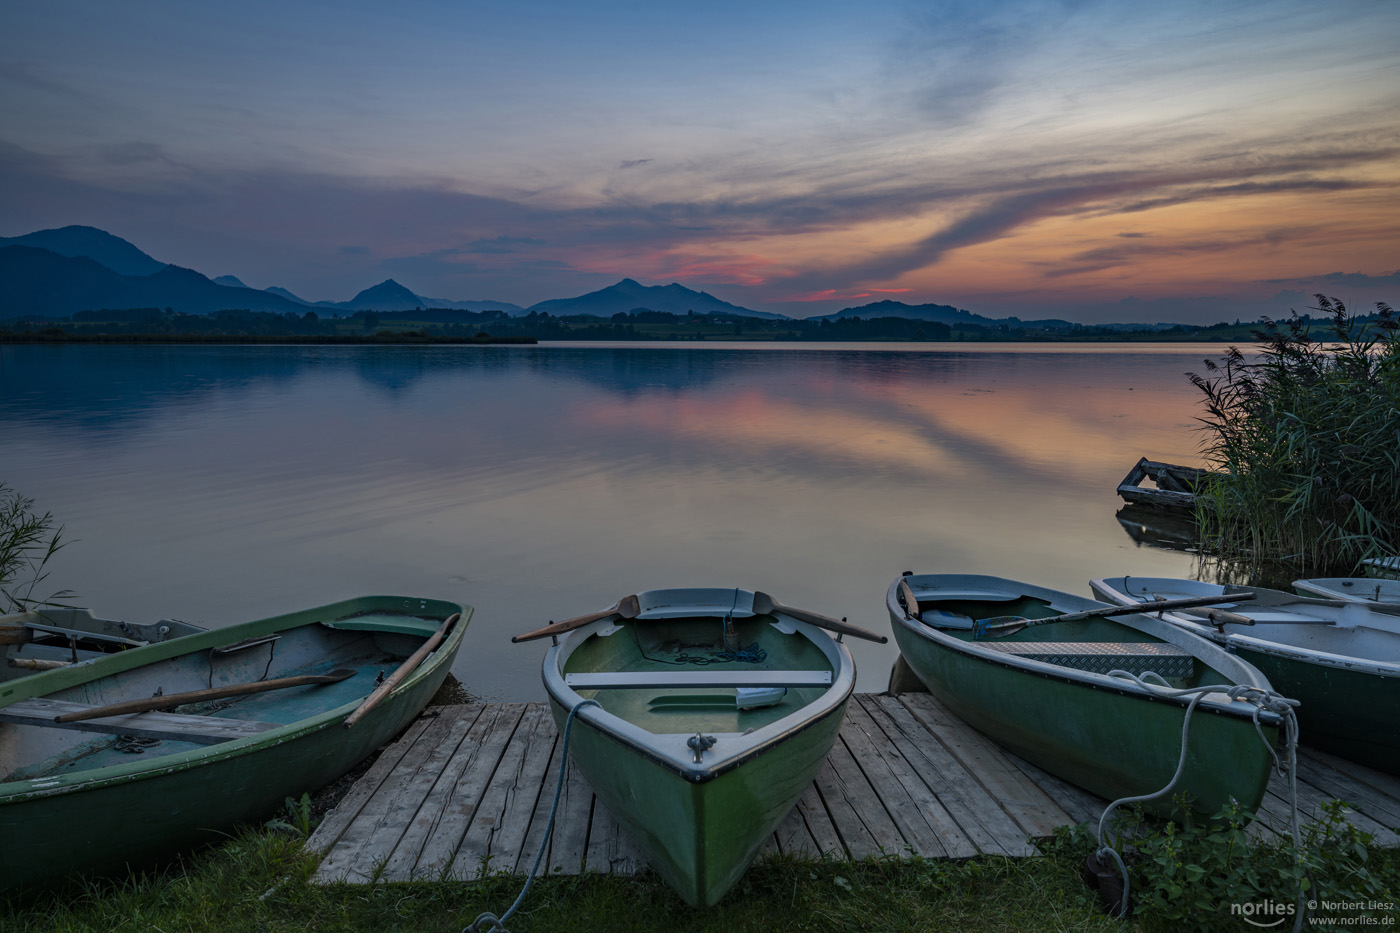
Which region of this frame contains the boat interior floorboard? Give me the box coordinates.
[308,694,1400,883]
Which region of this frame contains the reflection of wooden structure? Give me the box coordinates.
[1117,457,1217,511]
[1115,504,1197,552]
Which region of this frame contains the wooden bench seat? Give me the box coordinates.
[0,698,283,745]
[564,670,833,690]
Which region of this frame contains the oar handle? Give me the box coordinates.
[898,579,922,622]
[344,612,459,729]
[1190,608,1256,626]
[512,608,616,644]
[771,601,888,644]
[53,669,357,723]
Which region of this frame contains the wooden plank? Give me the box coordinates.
[868,694,1031,856]
[308,710,439,857]
[545,752,597,874]
[584,800,643,875]
[898,693,1072,839]
[312,707,479,883]
[1293,753,1400,830]
[810,738,885,859]
[844,696,964,858]
[0,697,280,745]
[772,789,823,857]
[512,725,565,874]
[407,703,530,879]
[1301,748,1400,805]
[373,704,509,881]
[1274,776,1400,847]
[451,704,556,880]
[790,781,843,858]
[999,749,1108,829]
[479,704,563,875]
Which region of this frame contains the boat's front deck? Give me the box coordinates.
[309,692,1400,883]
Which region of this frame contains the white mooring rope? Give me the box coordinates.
[1091,673,1302,929]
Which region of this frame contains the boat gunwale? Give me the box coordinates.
[541,590,855,783]
[1292,578,1400,605]
[1090,576,1400,678]
[887,574,1276,718]
[0,596,470,801]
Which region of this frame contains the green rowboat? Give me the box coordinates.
[0,595,467,889]
[2,608,205,683]
[887,574,1284,816]
[534,587,859,907]
[1091,576,1400,773]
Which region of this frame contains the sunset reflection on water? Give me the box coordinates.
[0,342,1228,698]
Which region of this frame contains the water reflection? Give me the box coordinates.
[0,343,1220,699]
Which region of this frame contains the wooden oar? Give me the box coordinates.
[511,596,641,644]
[8,657,69,671]
[971,592,1257,640]
[344,612,460,729]
[53,669,358,723]
[751,592,888,643]
[897,578,922,621]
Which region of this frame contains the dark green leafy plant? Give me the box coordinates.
[1051,796,1396,931]
[265,793,316,838]
[0,483,73,613]
[1189,296,1399,581]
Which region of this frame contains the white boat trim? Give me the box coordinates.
[886,574,1274,717]
[542,587,855,783]
[1090,576,1400,678]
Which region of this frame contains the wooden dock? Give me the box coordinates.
[308,694,1400,883]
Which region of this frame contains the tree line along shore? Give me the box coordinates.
[4,305,1378,343]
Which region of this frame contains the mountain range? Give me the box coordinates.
[1,224,1097,329]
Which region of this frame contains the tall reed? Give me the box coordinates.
[1189,297,1398,582]
[0,483,71,613]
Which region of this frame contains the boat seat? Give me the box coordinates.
[981,641,1195,678]
[0,698,282,746]
[564,670,832,690]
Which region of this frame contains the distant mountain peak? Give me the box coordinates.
[525,277,788,320]
[0,225,165,277]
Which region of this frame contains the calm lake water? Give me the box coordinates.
[1,342,1229,699]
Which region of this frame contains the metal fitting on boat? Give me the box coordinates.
[687,733,716,763]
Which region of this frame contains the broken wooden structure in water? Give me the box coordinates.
[1117,457,1218,511]
[309,693,1400,883]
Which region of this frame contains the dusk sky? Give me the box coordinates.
[2,0,1397,322]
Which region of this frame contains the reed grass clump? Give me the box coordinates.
[1189,296,1399,581]
[0,483,72,612]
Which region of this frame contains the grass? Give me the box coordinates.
[5,825,1396,933]
[0,830,1128,933]
[1189,296,1399,583]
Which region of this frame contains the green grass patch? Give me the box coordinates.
[1,830,1127,933]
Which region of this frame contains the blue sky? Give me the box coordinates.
[2,0,1397,321]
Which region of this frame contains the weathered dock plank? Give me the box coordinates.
[310,696,1400,885]
[307,711,438,860]
[844,696,964,858]
[866,694,1034,856]
[898,693,1071,841]
[407,703,529,879]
